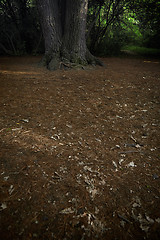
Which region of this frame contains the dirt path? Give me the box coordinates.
[0,56,160,240]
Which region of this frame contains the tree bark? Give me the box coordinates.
[37,0,103,70]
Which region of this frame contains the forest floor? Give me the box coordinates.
[0,55,160,240]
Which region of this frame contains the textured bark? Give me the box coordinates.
[38,0,62,69]
[37,0,103,70]
[61,0,88,64]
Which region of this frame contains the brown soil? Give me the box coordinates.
[0,56,160,240]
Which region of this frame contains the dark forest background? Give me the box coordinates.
[0,0,160,57]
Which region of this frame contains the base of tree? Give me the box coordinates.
[39,51,105,71]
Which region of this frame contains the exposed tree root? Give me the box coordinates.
[38,51,105,71]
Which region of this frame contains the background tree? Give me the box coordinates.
[0,0,43,55]
[37,0,103,70]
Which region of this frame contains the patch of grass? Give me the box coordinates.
[122,45,160,58]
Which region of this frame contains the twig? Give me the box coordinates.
[130,135,138,143]
[118,150,143,154]
[118,214,131,223]
[0,128,5,132]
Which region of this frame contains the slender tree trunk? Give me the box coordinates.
[37,0,103,70]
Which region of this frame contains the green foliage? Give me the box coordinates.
[121,11,143,45]
[128,0,160,48]
[87,0,137,55]
[87,0,160,56]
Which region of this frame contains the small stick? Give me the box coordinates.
[118,150,143,154]
[118,214,131,223]
[0,128,5,132]
[130,135,138,143]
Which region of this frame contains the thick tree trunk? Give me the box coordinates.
[62,0,88,64]
[38,0,62,69]
[37,0,103,70]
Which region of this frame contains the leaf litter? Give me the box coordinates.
[0,56,160,239]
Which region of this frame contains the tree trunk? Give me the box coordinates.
[37,0,103,70]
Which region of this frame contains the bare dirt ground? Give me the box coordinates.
[0,56,160,240]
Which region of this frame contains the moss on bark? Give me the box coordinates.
[40,50,104,70]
